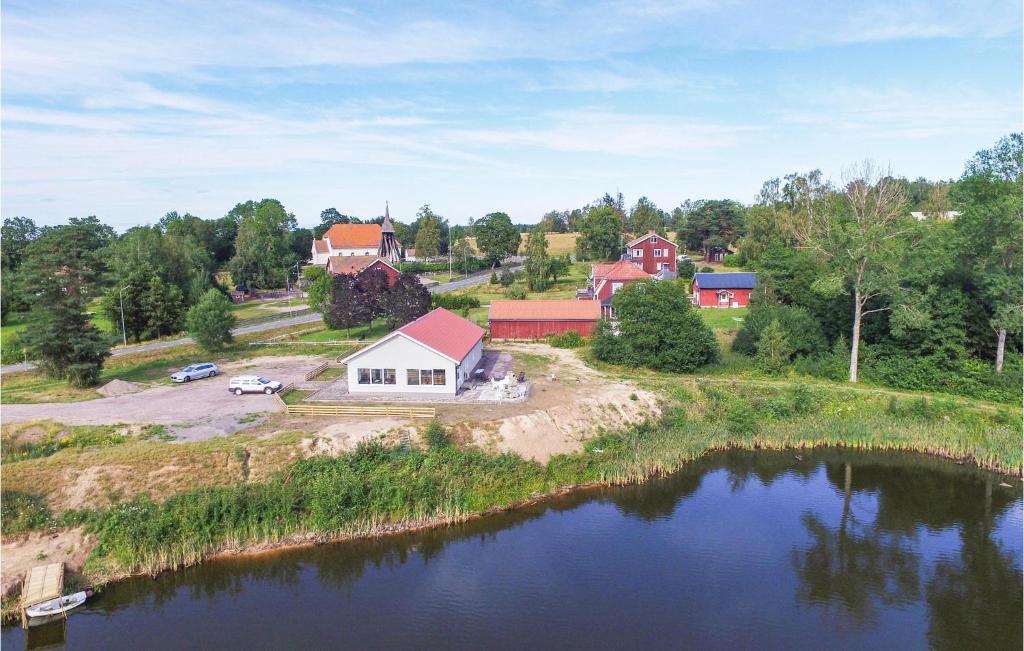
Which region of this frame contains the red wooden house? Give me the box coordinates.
[489,300,601,339]
[326,255,401,287]
[625,231,677,275]
[576,260,651,317]
[692,272,757,308]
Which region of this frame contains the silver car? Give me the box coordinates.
[171,363,219,383]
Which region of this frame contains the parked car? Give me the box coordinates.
[171,363,219,383]
[228,375,283,395]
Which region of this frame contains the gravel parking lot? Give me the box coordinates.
[2,356,324,440]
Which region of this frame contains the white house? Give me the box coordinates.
[311,223,383,265]
[340,308,485,395]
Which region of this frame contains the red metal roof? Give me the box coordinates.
[489,300,600,321]
[324,223,382,249]
[397,307,485,362]
[327,255,396,275]
[593,260,651,281]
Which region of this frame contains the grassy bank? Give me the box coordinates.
[2,379,1018,597]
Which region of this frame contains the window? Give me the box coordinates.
[433,369,446,385]
[359,368,396,385]
[420,369,433,385]
[407,369,419,385]
[650,236,657,243]
[654,248,663,257]
[632,248,643,257]
[408,369,446,385]
[612,282,623,293]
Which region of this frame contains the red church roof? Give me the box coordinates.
[396,308,485,362]
[324,223,382,249]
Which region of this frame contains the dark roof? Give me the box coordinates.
[694,272,757,289]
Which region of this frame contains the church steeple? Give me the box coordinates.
[377,201,402,264]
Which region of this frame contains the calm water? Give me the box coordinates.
[5,449,1022,650]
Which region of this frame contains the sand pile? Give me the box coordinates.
[96,379,144,397]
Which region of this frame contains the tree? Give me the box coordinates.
[475,212,521,266]
[315,208,360,239]
[575,206,623,261]
[413,209,442,259]
[186,289,237,351]
[756,319,793,374]
[797,161,912,382]
[1,216,41,270]
[629,197,667,235]
[327,273,371,333]
[524,227,550,291]
[385,273,431,329]
[547,255,570,284]
[594,280,719,372]
[18,225,111,386]
[144,276,185,338]
[733,304,827,358]
[101,267,155,343]
[680,200,745,257]
[308,272,333,324]
[539,210,568,233]
[355,268,391,319]
[291,227,314,264]
[953,134,1024,372]
[229,199,296,288]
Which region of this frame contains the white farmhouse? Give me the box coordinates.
[340,308,485,395]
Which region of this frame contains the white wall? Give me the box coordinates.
[346,334,467,395]
[332,246,378,256]
[456,338,484,388]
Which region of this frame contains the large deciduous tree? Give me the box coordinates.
[593,280,719,372]
[475,212,521,266]
[228,199,297,289]
[952,133,1023,372]
[524,227,550,291]
[798,162,913,383]
[680,199,745,258]
[385,273,432,329]
[413,207,442,259]
[575,205,623,261]
[629,196,667,236]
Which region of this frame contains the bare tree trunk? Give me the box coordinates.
[849,290,862,383]
[995,328,1006,373]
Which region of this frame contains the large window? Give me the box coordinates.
[358,368,396,384]
[407,369,446,385]
[407,369,420,385]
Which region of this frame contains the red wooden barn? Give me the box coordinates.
[692,272,757,308]
[488,300,601,339]
[326,255,401,287]
[625,230,677,275]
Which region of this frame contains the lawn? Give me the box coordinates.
[298,318,393,342]
[698,307,748,333]
[450,262,590,304]
[465,232,579,256]
[229,297,309,322]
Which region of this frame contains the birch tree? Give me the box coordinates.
[798,161,911,382]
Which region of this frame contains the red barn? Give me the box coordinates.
[692,272,757,308]
[489,300,601,339]
[326,255,401,287]
[625,231,677,275]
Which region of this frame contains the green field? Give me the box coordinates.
[698,307,748,332]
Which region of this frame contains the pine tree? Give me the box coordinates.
[755,319,793,375]
[186,289,237,351]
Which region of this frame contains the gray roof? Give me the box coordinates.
[694,272,757,289]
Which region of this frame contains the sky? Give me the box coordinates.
[2,0,1021,230]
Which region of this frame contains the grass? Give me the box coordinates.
[698,307,748,332]
[229,297,309,322]
[298,318,392,342]
[310,366,345,381]
[279,388,314,404]
[1,422,127,464]
[465,232,579,256]
[449,262,590,305]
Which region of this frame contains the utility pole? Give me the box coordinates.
[447,219,453,281]
[118,284,130,346]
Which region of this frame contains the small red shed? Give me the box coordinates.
[489,300,601,339]
[327,255,401,287]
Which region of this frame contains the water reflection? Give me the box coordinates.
[4,449,1020,650]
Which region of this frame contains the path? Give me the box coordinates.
[0,267,516,374]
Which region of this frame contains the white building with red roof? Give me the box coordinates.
[339,308,485,395]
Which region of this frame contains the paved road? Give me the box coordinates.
[0,267,516,374]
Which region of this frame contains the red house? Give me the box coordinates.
[626,231,677,275]
[326,255,401,287]
[489,300,601,339]
[577,260,652,317]
[692,272,757,308]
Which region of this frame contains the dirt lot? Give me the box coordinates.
[1,356,324,440]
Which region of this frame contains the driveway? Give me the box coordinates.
[0,267,518,374]
[1,356,323,440]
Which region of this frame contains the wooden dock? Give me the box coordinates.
[20,562,64,628]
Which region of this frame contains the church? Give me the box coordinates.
[310,204,402,265]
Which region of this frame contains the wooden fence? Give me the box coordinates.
[304,361,330,381]
[284,403,435,418]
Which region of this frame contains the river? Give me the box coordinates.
[5,449,1021,650]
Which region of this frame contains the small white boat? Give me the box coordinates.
[25,589,93,619]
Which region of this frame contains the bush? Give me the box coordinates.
[1,332,24,365]
[733,304,827,359]
[700,266,714,273]
[549,331,584,348]
[1,490,54,534]
[861,348,1022,404]
[432,294,481,311]
[677,260,696,280]
[755,319,792,375]
[722,254,741,268]
[499,269,515,287]
[423,420,449,449]
[490,271,498,284]
[505,284,527,300]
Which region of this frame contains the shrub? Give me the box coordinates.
[733,304,827,359]
[700,266,714,273]
[423,420,449,449]
[505,284,527,300]
[499,269,515,287]
[755,319,793,374]
[1,490,54,534]
[432,294,481,311]
[677,260,696,280]
[722,254,741,268]
[186,289,237,351]
[490,271,498,284]
[549,331,584,348]
[1,332,24,365]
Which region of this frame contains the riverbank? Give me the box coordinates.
[3,372,1020,625]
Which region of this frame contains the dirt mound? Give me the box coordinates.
[96,379,144,397]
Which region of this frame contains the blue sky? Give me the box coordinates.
[2,0,1021,229]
